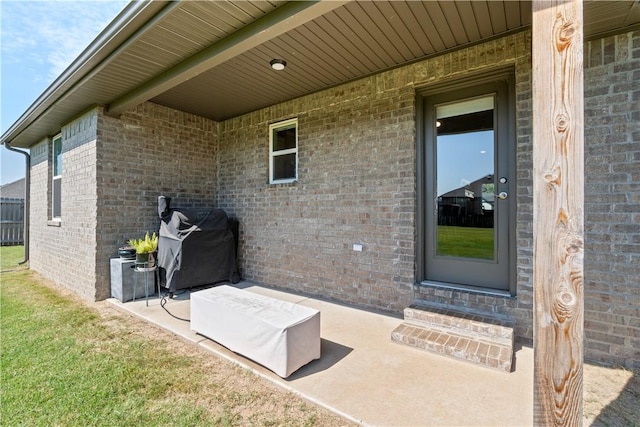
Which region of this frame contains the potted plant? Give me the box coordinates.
[118,244,136,260]
[128,232,159,268]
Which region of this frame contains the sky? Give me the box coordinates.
[1,0,128,185]
[437,131,494,196]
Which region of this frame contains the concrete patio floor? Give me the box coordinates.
[108,281,534,426]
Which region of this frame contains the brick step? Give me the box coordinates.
[391,322,513,372]
[404,302,514,346]
[391,302,515,372]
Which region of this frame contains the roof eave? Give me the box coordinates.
[0,0,171,148]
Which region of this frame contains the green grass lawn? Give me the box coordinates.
[0,246,343,427]
[437,226,494,259]
[1,245,26,270]
[1,255,213,425]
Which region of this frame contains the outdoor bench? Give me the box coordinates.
[190,285,321,378]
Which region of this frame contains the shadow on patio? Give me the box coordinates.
[108,281,534,426]
[585,364,640,425]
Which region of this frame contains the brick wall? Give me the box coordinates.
[25,27,638,367]
[29,104,217,301]
[95,103,217,299]
[215,29,638,367]
[217,80,416,312]
[29,138,51,280]
[29,111,99,300]
[217,33,533,318]
[583,30,640,369]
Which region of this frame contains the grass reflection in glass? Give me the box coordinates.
[437,226,494,259]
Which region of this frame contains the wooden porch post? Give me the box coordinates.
[532,0,584,425]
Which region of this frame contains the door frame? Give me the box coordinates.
[415,67,517,295]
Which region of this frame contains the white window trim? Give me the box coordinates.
[52,134,62,220]
[269,118,298,184]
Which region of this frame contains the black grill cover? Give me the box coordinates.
[157,196,239,292]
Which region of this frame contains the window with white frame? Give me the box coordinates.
[52,134,62,219]
[269,118,297,184]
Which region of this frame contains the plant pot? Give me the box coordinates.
[135,251,156,268]
[118,246,136,260]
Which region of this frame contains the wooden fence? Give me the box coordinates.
[1,198,24,246]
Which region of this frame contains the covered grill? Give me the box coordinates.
[157,196,240,294]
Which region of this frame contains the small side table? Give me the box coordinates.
[133,262,159,306]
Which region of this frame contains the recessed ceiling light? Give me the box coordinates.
[270,59,287,71]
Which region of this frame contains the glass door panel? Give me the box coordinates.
[436,96,495,260]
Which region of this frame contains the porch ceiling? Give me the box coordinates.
[2,0,639,148]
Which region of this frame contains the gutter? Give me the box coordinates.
[2,143,30,264]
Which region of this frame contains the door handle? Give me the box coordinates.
[496,191,508,200]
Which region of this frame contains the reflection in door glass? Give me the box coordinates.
[436,96,495,260]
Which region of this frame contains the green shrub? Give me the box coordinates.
[128,232,158,254]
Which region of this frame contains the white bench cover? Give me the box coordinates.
[191,285,321,378]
